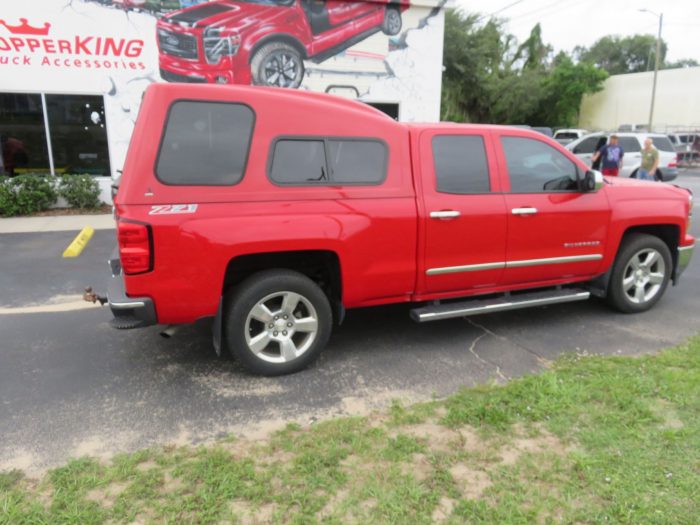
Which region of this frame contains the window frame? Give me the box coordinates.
[500,135,584,194]
[266,135,389,187]
[431,133,492,195]
[154,99,256,187]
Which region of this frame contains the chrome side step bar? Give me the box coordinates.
[410,288,590,323]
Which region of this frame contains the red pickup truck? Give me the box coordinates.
[156,0,407,87]
[106,83,695,375]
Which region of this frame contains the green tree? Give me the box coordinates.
[441,10,607,127]
[577,34,666,74]
[536,53,608,126]
[664,58,699,69]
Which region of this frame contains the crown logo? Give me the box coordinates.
[0,18,51,36]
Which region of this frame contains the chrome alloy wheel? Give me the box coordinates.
[263,52,301,88]
[622,248,666,305]
[244,291,319,364]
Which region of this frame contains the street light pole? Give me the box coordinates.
[640,9,663,131]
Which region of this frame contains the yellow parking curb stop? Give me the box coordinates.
[62,226,95,258]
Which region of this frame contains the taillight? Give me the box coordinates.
[669,154,679,168]
[118,220,152,275]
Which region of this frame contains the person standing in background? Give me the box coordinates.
[592,135,624,176]
[638,137,659,181]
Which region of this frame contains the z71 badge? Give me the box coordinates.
[149,204,198,215]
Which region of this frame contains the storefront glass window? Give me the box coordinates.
[0,93,51,176]
[46,94,111,176]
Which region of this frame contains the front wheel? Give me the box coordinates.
[607,233,672,313]
[224,270,332,376]
[250,42,305,89]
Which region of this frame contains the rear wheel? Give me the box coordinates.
[381,6,402,36]
[607,234,671,313]
[224,270,332,375]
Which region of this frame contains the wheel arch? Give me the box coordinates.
[248,33,308,62]
[590,223,681,297]
[221,250,343,322]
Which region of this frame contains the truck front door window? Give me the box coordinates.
[501,137,579,193]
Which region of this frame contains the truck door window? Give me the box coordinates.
[432,135,490,194]
[156,101,254,186]
[501,137,579,193]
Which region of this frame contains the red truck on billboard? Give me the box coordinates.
[100,83,695,376]
[156,0,408,87]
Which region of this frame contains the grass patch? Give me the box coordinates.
[2,337,700,524]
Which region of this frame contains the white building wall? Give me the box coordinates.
[579,66,700,132]
[0,0,447,203]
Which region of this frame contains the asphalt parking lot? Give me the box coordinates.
[1,171,699,474]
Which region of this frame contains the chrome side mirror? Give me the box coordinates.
[583,170,604,192]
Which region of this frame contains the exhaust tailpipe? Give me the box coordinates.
[160,325,178,339]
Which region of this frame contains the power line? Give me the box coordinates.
[490,0,528,17]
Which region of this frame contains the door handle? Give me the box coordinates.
[512,207,538,216]
[430,210,461,219]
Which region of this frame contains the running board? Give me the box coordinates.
[410,289,590,323]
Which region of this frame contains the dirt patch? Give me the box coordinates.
[449,464,492,499]
[499,425,574,466]
[135,459,157,472]
[317,488,349,519]
[400,453,432,481]
[191,372,286,399]
[161,471,184,493]
[0,449,35,473]
[649,399,684,429]
[432,496,456,522]
[229,500,276,525]
[399,422,460,452]
[85,481,128,508]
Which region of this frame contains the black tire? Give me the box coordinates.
[381,6,402,36]
[250,42,305,89]
[224,270,332,376]
[607,233,672,313]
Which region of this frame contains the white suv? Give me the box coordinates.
[553,128,588,146]
[566,132,679,181]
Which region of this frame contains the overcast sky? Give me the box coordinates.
[454,0,700,63]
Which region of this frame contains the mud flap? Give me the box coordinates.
[212,297,223,357]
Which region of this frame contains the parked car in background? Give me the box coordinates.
[553,128,588,146]
[567,132,679,181]
[668,132,700,164]
[532,126,553,138]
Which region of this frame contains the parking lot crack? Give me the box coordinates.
[466,330,509,382]
[465,318,551,367]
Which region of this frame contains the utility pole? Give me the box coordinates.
[641,10,663,132]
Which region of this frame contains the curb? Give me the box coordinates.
[0,214,115,234]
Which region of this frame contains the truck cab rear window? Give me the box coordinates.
[269,138,387,185]
[156,101,254,186]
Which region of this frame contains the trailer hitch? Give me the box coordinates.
[83,286,108,306]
